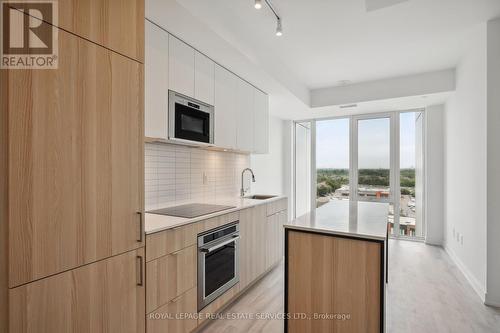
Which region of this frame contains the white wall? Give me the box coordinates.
[444,24,488,301]
[486,18,500,307]
[425,105,444,245]
[250,115,291,201]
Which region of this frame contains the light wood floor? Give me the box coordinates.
[199,239,500,333]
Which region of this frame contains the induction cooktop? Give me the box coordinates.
[147,203,236,218]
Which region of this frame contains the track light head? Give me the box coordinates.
[276,18,283,36]
[254,0,262,9]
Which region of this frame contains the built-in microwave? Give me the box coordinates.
[168,90,214,145]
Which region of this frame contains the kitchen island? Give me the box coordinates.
[284,200,388,333]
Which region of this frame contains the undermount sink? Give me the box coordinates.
[244,194,277,200]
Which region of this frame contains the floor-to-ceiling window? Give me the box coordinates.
[315,118,350,208]
[293,110,425,240]
[294,121,312,218]
[397,111,424,238]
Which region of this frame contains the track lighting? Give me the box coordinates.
[275,18,283,36]
[253,0,283,36]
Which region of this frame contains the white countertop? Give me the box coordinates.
[145,195,287,234]
[284,200,389,241]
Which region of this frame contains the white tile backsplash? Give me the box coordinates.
[145,143,251,210]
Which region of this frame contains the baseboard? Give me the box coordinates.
[444,245,486,303]
[424,237,443,246]
[485,293,500,308]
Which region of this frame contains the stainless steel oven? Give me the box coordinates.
[168,90,214,145]
[197,222,239,311]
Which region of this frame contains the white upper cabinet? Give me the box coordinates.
[214,64,237,149]
[253,89,269,154]
[194,51,215,105]
[144,24,269,153]
[236,80,255,152]
[169,35,195,97]
[145,21,169,139]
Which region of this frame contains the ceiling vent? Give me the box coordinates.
[339,104,358,109]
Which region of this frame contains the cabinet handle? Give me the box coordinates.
[137,211,143,242]
[136,255,144,286]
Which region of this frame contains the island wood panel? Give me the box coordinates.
[287,230,382,333]
[147,286,198,333]
[9,248,145,333]
[8,0,144,62]
[146,245,197,314]
[7,23,144,287]
[239,205,267,289]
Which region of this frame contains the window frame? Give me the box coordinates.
[292,108,426,240]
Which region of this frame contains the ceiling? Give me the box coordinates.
[175,0,500,114]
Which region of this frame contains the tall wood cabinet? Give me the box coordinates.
[1,1,145,332]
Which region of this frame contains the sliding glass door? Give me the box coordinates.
[293,110,425,240]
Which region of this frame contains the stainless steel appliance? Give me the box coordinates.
[169,90,214,145]
[197,222,239,310]
[147,203,235,219]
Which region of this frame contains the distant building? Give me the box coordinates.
[334,184,389,199]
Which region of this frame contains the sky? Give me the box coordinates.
[315,112,419,169]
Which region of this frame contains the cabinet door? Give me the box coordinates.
[8,0,145,62]
[9,248,146,333]
[194,51,215,105]
[145,21,169,139]
[214,65,237,149]
[239,205,267,289]
[7,25,144,287]
[236,80,255,152]
[266,212,284,269]
[169,36,195,97]
[253,89,269,154]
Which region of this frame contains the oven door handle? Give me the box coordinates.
[200,235,239,253]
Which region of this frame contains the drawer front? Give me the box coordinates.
[147,287,197,333]
[266,198,288,216]
[146,245,197,313]
[146,211,240,262]
[198,211,239,234]
[146,223,198,262]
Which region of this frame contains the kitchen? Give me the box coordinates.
[2,1,500,333]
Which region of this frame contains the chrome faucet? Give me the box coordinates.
[240,168,256,197]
